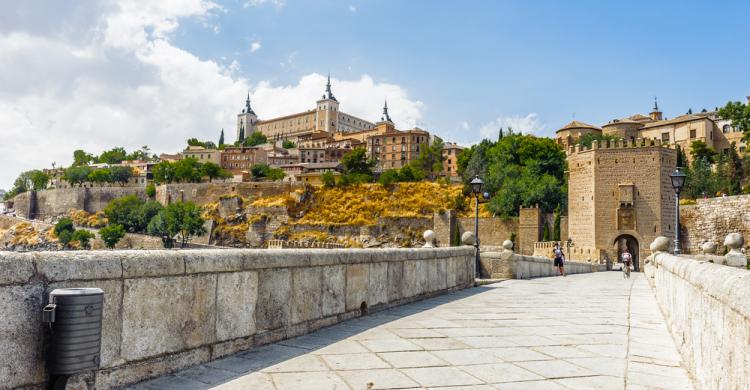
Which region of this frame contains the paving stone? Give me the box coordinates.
[175,365,237,385]
[210,372,275,390]
[261,354,329,373]
[553,375,624,389]
[378,351,449,368]
[459,363,544,383]
[409,337,473,350]
[486,347,555,362]
[431,349,505,366]
[338,368,419,389]
[271,371,350,390]
[514,359,597,379]
[359,338,423,352]
[321,352,390,370]
[401,367,485,387]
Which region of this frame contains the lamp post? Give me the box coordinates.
[669,168,687,255]
[470,175,484,277]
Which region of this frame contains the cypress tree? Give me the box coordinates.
[218,128,225,147]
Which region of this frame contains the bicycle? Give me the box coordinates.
[622,262,631,279]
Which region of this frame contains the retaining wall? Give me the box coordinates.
[12,187,146,220]
[647,252,750,390]
[680,195,750,254]
[479,250,594,279]
[0,247,474,389]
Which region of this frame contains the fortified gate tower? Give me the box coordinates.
[566,139,677,271]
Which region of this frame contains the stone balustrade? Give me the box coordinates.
[479,240,595,279]
[646,235,750,390]
[0,246,474,389]
[265,239,346,249]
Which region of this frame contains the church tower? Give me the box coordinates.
[650,97,663,121]
[236,92,258,142]
[315,74,340,133]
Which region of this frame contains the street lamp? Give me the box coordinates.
[470,175,484,277]
[669,167,687,255]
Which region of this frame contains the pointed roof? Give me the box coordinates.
[381,99,392,122]
[324,73,337,101]
[652,96,660,112]
[556,120,601,133]
[242,91,255,115]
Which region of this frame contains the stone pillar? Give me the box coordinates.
[724,233,747,268]
[518,206,541,256]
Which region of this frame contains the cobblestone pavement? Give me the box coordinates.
[126,272,693,390]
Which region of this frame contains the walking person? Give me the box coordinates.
[553,243,566,277]
[621,248,632,279]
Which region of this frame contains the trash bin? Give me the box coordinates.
[43,288,104,376]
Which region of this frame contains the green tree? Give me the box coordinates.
[676,144,686,167]
[341,147,376,184]
[88,168,112,186]
[5,170,50,199]
[378,169,399,187]
[99,224,126,249]
[413,137,445,180]
[148,202,206,248]
[398,164,425,182]
[126,145,152,161]
[718,100,750,140]
[152,161,177,184]
[72,149,95,166]
[139,201,164,230]
[542,222,550,241]
[174,158,203,182]
[187,138,205,147]
[321,171,337,188]
[110,166,133,185]
[98,147,128,164]
[553,207,561,241]
[684,157,717,198]
[243,131,268,147]
[63,166,93,187]
[104,195,146,232]
[145,183,156,198]
[71,229,94,249]
[282,139,296,149]
[689,140,717,163]
[218,129,225,148]
[250,164,284,181]
[200,162,232,181]
[29,170,50,191]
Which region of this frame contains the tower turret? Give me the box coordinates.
[650,96,663,121]
[316,73,340,132]
[237,91,258,142]
[381,100,393,123]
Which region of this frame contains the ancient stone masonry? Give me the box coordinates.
[156,182,304,206]
[680,194,750,254]
[646,246,750,390]
[566,139,677,270]
[12,187,146,220]
[0,247,474,389]
[478,240,596,279]
[433,210,518,249]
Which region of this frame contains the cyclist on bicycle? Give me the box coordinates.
[621,249,632,279]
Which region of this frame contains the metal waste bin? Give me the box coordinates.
[43,288,104,376]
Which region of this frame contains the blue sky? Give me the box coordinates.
[0,0,748,189]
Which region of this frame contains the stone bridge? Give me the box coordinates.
[2,244,748,389]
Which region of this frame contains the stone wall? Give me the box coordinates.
[433,211,518,248]
[13,187,146,220]
[647,252,750,390]
[479,250,593,279]
[156,182,304,206]
[680,195,750,254]
[0,247,474,389]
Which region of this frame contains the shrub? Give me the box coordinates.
[57,230,73,248]
[146,183,156,198]
[99,224,126,249]
[378,170,399,187]
[54,218,75,237]
[71,229,95,249]
[321,171,336,188]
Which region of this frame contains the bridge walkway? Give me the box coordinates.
[126,272,693,390]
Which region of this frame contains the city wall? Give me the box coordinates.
[433,210,519,249]
[646,251,750,390]
[680,195,750,254]
[156,182,304,206]
[0,247,475,389]
[12,187,146,220]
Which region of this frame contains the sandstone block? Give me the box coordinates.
[321,265,345,317]
[122,251,184,278]
[121,275,216,361]
[436,258,448,291]
[345,263,369,311]
[243,250,309,270]
[0,284,45,388]
[291,267,322,324]
[216,271,258,341]
[368,262,388,307]
[256,268,292,331]
[309,250,341,267]
[186,250,243,274]
[403,260,418,297]
[94,347,211,390]
[37,251,122,281]
[0,252,35,285]
[387,261,405,302]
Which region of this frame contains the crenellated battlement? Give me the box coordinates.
[567,138,675,156]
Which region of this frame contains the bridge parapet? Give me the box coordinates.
[0,246,474,389]
[647,237,750,390]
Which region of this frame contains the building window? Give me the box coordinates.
[690,129,696,138]
[661,133,669,142]
[723,124,731,133]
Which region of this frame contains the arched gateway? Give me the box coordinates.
[613,234,640,272]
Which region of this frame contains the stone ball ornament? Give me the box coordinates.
[461,231,476,246]
[724,233,744,250]
[701,241,717,255]
[422,230,435,248]
[650,236,670,252]
[502,240,514,250]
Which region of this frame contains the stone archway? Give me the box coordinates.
[613,234,640,272]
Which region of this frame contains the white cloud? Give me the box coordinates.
[349,5,357,13]
[244,0,285,8]
[478,113,545,139]
[0,1,425,190]
[250,41,261,52]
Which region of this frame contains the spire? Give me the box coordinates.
[381,99,392,122]
[243,91,255,115]
[653,96,659,112]
[324,73,337,101]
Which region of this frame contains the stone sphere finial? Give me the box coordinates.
[650,236,670,253]
[422,230,435,248]
[724,233,744,250]
[461,231,476,246]
[701,241,717,254]
[502,240,514,250]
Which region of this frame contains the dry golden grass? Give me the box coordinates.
[10,222,41,246]
[250,195,293,208]
[69,209,108,228]
[288,230,331,242]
